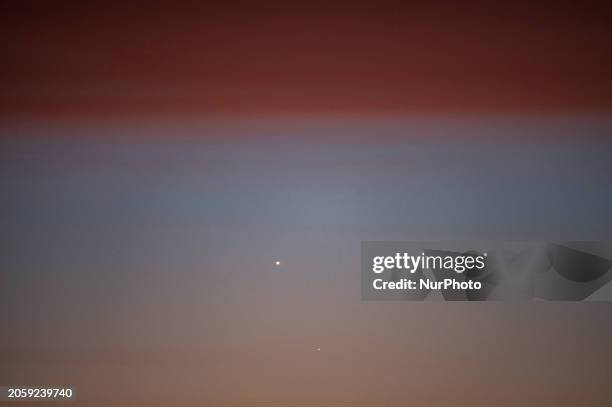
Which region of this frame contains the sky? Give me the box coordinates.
[1,2,612,406]
[2,1,612,118]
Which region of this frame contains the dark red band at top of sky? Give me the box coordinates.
[2,1,612,119]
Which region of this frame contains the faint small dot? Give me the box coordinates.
[316,347,321,351]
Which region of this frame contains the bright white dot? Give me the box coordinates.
[274,260,281,266]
